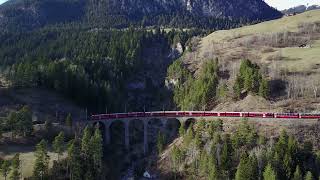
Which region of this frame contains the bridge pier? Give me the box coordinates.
[124,120,130,150]
[161,119,167,131]
[143,120,148,154]
[179,118,186,129]
[105,122,111,145]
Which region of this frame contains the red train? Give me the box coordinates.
[91,111,320,121]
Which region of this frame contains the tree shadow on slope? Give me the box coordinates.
[269,79,287,100]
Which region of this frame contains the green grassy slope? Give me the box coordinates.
[202,10,320,43]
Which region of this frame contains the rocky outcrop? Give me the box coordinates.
[105,0,281,20]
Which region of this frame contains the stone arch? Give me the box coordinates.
[147,118,164,147]
[165,118,181,140]
[129,119,144,148]
[110,120,126,148]
[184,118,196,130]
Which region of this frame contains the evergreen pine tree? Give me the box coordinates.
[258,78,269,98]
[1,160,11,180]
[33,140,50,180]
[305,171,313,180]
[250,155,259,179]
[194,133,202,149]
[235,153,258,180]
[84,169,94,180]
[90,128,103,178]
[244,69,254,91]
[53,132,65,161]
[179,124,185,137]
[9,154,20,180]
[209,119,223,135]
[81,126,92,158]
[216,119,223,132]
[288,135,298,160]
[275,130,288,158]
[208,155,218,180]
[196,119,206,134]
[272,152,283,179]
[233,59,266,99]
[258,135,266,145]
[6,111,18,139]
[157,132,166,154]
[19,106,33,137]
[67,140,82,180]
[212,132,222,146]
[65,113,72,127]
[263,163,277,180]
[171,145,183,173]
[233,76,242,99]
[293,165,302,180]
[218,82,228,100]
[235,153,249,180]
[283,153,293,179]
[221,134,232,175]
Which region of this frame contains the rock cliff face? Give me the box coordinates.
[102,0,281,20]
[0,0,281,31]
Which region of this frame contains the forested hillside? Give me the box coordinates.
[159,119,320,180]
[0,0,283,114]
[1,2,320,180]
[167,58,269,111]
[0,26,206,113]
[0,0,282,31]
[0,28,161,113]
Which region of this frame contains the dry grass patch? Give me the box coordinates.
[279,40,320,73]
[0,145,65,179]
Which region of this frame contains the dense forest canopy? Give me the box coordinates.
[0,26,208,113]
[2,28,160,112]
[166,119,320,180]
[167,59,269,110]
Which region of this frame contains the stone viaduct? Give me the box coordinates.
[89,117,197,154]
[87,112,320,154]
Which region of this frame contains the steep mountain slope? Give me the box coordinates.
[170,10,320,112]
[0,0,282,31]
[184,10,320,74]
[0,0,85,31]
[98,0,281,20]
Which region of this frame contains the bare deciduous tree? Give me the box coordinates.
[311,78,319,98]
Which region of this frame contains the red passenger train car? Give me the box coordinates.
[90,111,320,120]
